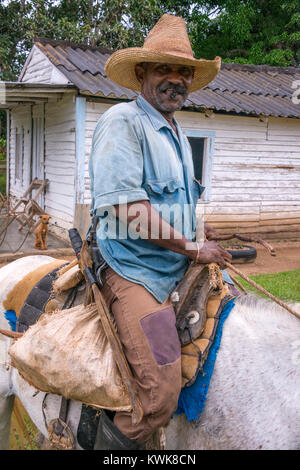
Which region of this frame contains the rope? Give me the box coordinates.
[0,224,8,247]
[0,210,30,250]
[12,225,32,254]
[225,262,300,321]
[230,274,248,294]
[0,215,16,242]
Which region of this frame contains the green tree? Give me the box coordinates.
[189,0,300,66]
[0,0,299,84]
[0,0,30,80]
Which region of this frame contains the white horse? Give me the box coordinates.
[0,255,299,450]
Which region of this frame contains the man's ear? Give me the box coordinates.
[135,63,146,86]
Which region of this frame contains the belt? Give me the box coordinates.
[92,245,108,288]
[88,216,108,288]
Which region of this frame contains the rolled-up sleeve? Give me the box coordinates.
[90,112,149,212]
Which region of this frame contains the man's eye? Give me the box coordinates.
[180,68,193,77]
[157,65,170,73]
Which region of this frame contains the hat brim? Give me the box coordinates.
[105,48,221,93]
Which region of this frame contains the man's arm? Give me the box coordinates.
[114,201,232,269]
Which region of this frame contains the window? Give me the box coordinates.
[15,126,24,181]
[188,137,205,182]
[184,130,215,203]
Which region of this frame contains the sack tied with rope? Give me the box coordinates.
[8,300,133,412]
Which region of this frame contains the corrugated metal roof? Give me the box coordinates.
[33,38,300,118]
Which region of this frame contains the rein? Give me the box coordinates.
[210,232,276,256]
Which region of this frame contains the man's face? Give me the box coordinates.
[135,62,194,115]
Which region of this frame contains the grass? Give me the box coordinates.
[0,174,6,195]
[9,398,40,450]
[236,268,300,302]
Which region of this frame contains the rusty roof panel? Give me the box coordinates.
[46,44,77,72]
[33,39,300,118]
[57,66,137,98]
[65,47,101,75]
[188,88,300,118]
[207,69,295,98]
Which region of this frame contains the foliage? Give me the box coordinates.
[0,173,6,195]
[189,0,300,66]
[0,136,6,159]
[0,109,6,141]
[0,0,299,83]
[0,0,30,80]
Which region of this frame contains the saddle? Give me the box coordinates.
[172,262,234,387]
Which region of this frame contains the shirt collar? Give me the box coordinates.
[136,94,178,132]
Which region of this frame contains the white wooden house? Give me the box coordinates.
[1,38,300,241]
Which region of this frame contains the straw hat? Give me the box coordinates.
[105,14,221,93]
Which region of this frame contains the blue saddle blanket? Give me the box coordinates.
[175,298,235,421]
[4,309,17,331]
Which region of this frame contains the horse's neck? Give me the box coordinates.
[229,296,300,338]
[225,296,299,349]
[219,295,300,385]
[0,311,10,330]
[166,297,300,451]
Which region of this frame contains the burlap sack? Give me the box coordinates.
[8,303,132,412]
[53,264,84,294]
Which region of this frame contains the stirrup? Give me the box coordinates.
[93,410,143,450]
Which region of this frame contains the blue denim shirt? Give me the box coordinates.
[89,95,231,302]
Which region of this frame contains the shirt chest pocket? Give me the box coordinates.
[143,177,184,202]
[142,177,185,228]
[192,178,205,206]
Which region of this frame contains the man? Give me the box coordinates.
[89,14,232,450]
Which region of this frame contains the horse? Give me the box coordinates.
[0,255,299,450]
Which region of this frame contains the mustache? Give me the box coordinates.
[157,82,188,97]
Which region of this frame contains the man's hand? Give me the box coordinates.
[204,223,219,241]
[188,240,232,269]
